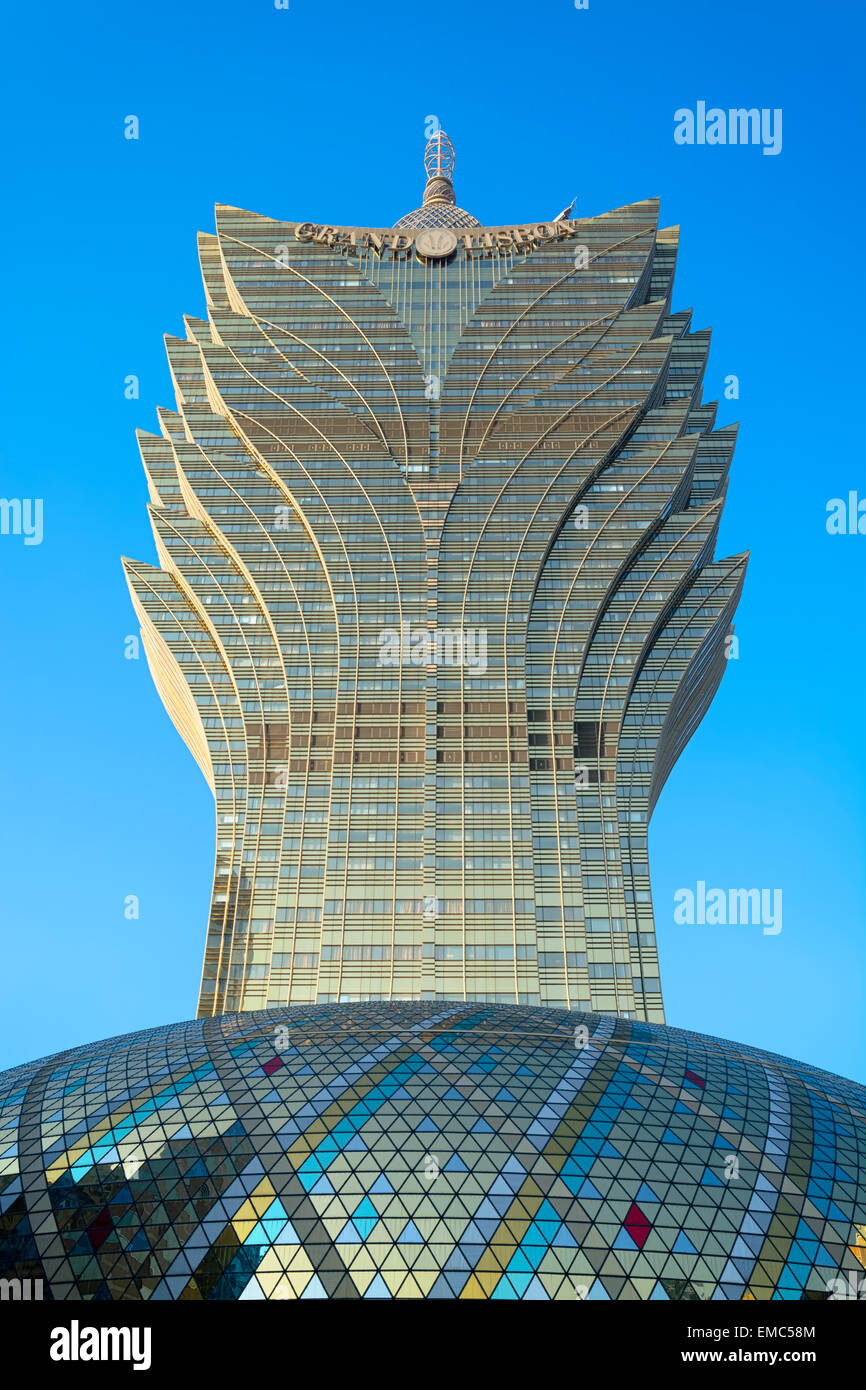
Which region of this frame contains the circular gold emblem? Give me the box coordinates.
[415,227,458,260]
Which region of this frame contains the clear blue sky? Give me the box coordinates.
[1,0,863,1081]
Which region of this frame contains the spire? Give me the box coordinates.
[423,129,457,206]
[394,127,480,231]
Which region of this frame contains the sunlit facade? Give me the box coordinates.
[123,133,745,1022]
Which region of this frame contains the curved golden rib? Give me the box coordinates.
[456,224,658,474]
[218,233,413,472]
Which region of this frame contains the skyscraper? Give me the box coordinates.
[123,131,746,1023]
[2,133,863,1306]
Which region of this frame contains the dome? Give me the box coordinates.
[1,1003,863,1300]
[393,202,481,231]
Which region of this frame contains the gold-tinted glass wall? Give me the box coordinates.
[124,186,745,1023]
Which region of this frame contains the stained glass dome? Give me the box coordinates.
[1,1003,863,1300]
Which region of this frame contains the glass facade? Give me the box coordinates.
[122,136,745,1020]
[1,1004,863,1301]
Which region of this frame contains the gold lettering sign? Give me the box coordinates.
[290,221,576,257]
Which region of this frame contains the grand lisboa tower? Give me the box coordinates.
[2,132,864,1302]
